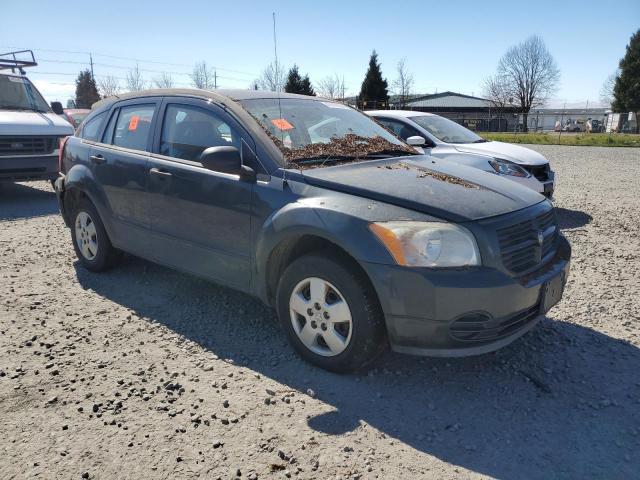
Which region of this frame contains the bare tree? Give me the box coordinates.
[98,75,121,98]
[256,61,286,92]
[391,58,414,107]
[125,64,147,92]
[191,61,216,90]
[482,74,511,131]
[496,35,560,131]
[316,74,346,100]
[600,71,619,106]
[153,72,175,89]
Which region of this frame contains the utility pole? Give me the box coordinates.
[214,70,217,89]
[89,53,95,82]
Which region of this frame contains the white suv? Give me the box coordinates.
[368,110,555,198]
[0,51,74,183]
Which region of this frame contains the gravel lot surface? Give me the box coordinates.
[1,145,639,479]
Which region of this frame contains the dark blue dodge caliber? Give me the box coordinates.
[54,89,570,372]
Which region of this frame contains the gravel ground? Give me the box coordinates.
[1,145,639,480]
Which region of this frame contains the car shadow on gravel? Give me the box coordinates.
[75,257,639,480]
[555,207,593,230]
[0,181,58,220]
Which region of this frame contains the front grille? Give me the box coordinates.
[0,136,56,156]
[450,304,540,342]
[522,163,550,182]
[497,208,558,274]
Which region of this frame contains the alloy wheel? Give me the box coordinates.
[75,211,98,261]
[289,277,353,356]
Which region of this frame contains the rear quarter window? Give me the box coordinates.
[79,112,107,142]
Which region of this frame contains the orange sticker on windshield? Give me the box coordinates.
[128,116,139,131]
[271,118,294,131]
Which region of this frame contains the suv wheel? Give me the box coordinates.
[70,199,119,272]
[276,252,387,372]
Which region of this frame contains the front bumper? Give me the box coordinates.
[0,153,59,182]
[509,170,555,199]
[362,235,571,357]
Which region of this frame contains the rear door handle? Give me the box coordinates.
[90,154,105,165]
[149,167,172,177]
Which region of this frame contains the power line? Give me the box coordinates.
[2,45,259,77]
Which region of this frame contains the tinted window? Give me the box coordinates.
[410,115,483,144]
[376,117,421,140]
[80,112,107,141]
[112,105,155,151]
[101,109,118,143]
[160,104,240,162]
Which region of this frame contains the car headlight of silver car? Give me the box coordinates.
[370,221,480,267]
[488,158,530,178]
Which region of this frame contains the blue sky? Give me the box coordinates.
[3,0,638,107]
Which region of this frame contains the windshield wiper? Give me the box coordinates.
[473,139,488,143]
[365,148,419,157]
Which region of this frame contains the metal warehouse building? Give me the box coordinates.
[389,91,609,133]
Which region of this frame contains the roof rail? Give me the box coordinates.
[0,50,37,74]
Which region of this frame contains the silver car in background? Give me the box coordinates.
[367,110,555,198]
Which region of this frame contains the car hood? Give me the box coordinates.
[453,141,548,166]
[0,111,74,136]
[300,156,544,222]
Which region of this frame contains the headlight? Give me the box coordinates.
[369,221,480,267]
[488,158,530,178]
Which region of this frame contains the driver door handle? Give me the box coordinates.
[90,154,105,165]
[149,167,172,177]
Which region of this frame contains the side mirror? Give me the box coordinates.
[200,146,241,174]
[51,101,64,115]
[406,136,426,146]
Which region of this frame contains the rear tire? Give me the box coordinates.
[70,198,119,272]
[276,252,387,372]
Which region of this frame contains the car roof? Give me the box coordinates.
[92,88,328,110]
[91,88,335,169]
[366,110,434,119]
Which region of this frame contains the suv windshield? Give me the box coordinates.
[239,98,416,167]
[410,115,485,144]
[0,74,50,113]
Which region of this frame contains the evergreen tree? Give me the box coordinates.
[359,50,389,109]
[284,65,315,96]
[612,29,640,132]
[300,75,315,96]
[74,69,100,108]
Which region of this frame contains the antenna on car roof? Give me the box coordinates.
[272,12,289,183]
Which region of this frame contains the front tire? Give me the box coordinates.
[70,198,119,272]
[276,252,387,372]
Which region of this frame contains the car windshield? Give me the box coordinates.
[0,75,50,113]
[239,98,416,167]
[410,115,485,144]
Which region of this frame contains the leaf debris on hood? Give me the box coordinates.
[379,162,480,189]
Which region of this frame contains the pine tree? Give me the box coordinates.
[359,50,389,109]
[74,69,100,108]
[300,75,315,96]
[612,29,640,132]
[284,65,315,96]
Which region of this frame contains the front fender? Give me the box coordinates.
[253,197,403,303]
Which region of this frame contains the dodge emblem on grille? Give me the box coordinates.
[11,143,24,149]
[537,231,544,246]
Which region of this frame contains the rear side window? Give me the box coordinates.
[80,112,107,141]
[376,117,421,140]
[112,105,155,151]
